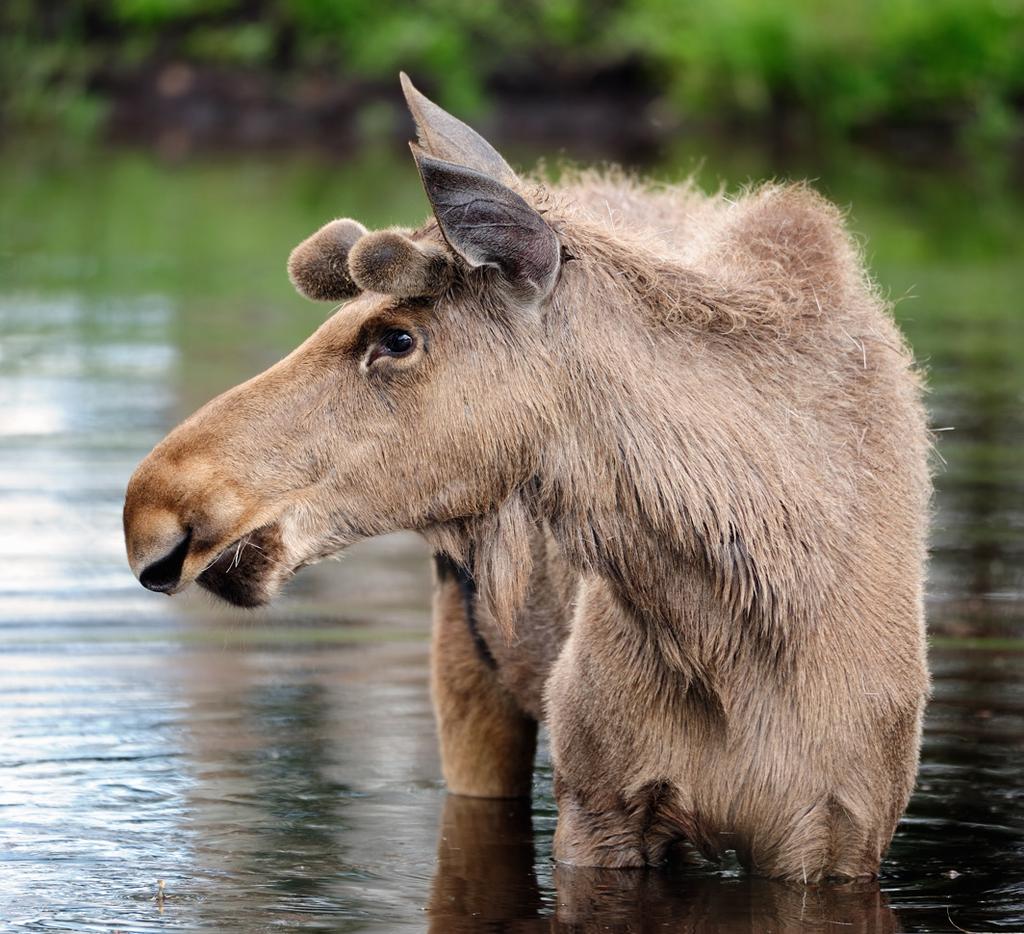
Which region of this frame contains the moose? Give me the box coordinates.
[124,74,930,882]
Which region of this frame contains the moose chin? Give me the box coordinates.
[123,72,931,883]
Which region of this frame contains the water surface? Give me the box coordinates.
[0,142,1021,932]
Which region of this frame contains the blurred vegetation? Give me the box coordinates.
[2,0,1023,145]
[623,0,1024,143]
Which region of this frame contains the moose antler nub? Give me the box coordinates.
[348,230,452,297]
[288,219,452,302]
[287,218,367,302]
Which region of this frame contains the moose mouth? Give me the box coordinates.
[196,522,292,608]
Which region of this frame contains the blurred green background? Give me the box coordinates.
[1,4,1023,931]
[1,0,1021,641]
[4,0,1024,149]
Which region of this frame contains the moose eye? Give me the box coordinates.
[363,327,420,369]
[379,329,414,357]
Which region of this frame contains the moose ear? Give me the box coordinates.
[400,72,516,185]
[412,148,561,299]
[287,218,367,302]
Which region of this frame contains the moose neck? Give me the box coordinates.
[532,229,833,645]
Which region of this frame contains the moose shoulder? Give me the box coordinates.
[123,73,930,883]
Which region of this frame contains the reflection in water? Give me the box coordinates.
[428,796,902,933]
[188,673,358,907]
[930,368,1024,635]
[552,867,898,933]
[3,635,1020,931]
[0,145,1021,931]
[428,797,543,930]
[174,642,442,931]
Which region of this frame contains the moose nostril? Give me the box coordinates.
[139,529,193,593]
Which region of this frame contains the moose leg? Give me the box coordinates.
[544,586,723,870]
[430,555,537,798]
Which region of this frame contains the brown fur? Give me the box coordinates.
[428,795,902,931]
[287,217,366,301]
[123,75,931,883]
[348,228,452,298]
[431,554,537,797]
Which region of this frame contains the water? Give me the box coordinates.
[0,140,1021,932]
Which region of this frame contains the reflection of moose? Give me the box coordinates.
[124,74,930,881]
[427,795,902,932]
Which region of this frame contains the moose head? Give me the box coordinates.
[123,74,579,628]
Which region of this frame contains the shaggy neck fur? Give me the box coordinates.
[427,183,915,679]
[477,206,859,663]
[540,259,832,646]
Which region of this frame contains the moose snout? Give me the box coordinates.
[138,527,192,593]
[123,498,194,591]
[124,448,274,598]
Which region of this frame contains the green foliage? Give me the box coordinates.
[184,22,274,65]
[616,0,1024,136]
[112,0,241,26]
[282,0,578,111]
[1,0,1022,140]
[0,1,107,138]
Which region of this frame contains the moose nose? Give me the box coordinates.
[139,528,193,593]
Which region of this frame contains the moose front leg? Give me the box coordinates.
[545,587,713,870]
[430,555,537,798]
